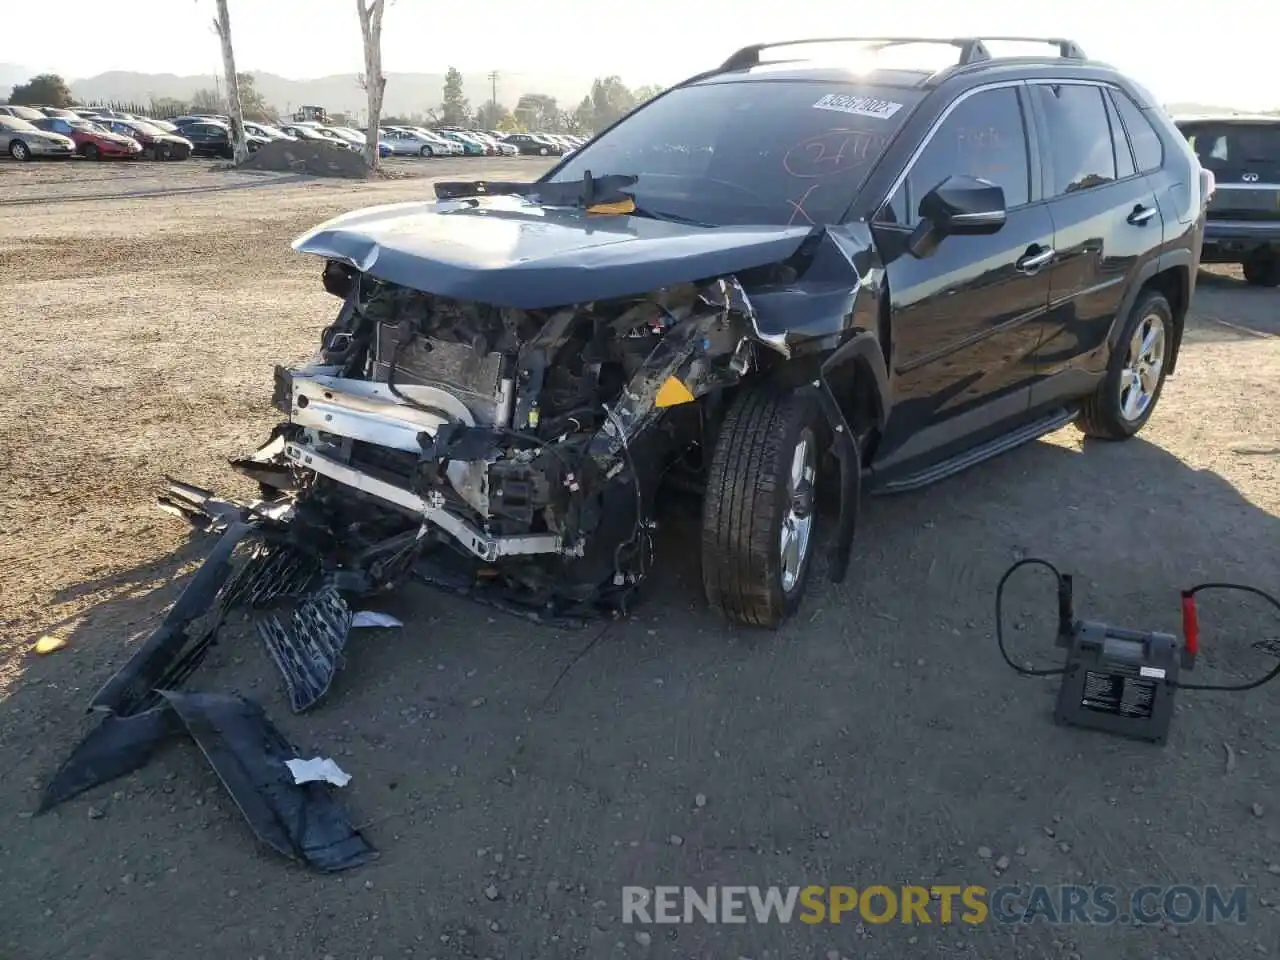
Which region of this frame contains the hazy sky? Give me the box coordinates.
[1,0,1270,110]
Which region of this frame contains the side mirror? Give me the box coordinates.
[907,174,1007,258]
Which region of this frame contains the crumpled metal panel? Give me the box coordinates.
[257,582,354,713]
[290,193,815,310]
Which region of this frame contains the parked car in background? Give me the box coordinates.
[501,132,560,155]
[0,104,47,122]
[378,126,444,157]
[308,125,365,152]
[471,131,517,156]
[542,134,576,153]
[34,106,81,120]
[330,126,394,158]
[102,118,193,160]
[0,114,76,160]
[1175,113,1280,286]
[33,116,142,160]
[243,121,295,141]
[439,130,486,156]
[278,123,357,152]
[402,127,463,155]
[181,120,267,159]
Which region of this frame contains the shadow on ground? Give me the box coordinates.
[1186,268,1280,342]
[5,427,1280,959]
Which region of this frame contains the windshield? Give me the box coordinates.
[255,123,286,137]
[128,121,164,136]
[3,105,45,121]
[544,78,921,227]
[0,116,39,133]
[70,120,105,133]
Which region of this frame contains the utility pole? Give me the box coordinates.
[488,70,498,106]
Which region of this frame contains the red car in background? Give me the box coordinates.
[32,116,142,160]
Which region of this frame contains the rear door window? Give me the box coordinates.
[1180,122,1280,181]
[1031,83,1117,196]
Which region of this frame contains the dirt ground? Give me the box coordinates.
[1,158,1279,960]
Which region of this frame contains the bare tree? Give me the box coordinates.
[203,0,249,163]
[356,0,387,170]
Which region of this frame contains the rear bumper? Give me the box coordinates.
[1202,219,1280,260]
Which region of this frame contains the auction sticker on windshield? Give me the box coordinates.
[812,93,904,120]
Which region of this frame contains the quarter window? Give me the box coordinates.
[1110,91,1164,173]
[885,86,1031,226]
[1033,84,1117,196]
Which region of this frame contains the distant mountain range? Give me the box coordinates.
[4,64,1272,121]
[0,63,653,118]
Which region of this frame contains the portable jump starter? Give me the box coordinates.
[995,558,1280,745]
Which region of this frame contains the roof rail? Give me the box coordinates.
[717,36,1086,72]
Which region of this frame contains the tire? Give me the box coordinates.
[1242,252,1280,287]
[538,146,549,156]
[1076,289,1174,440]
[9,139,31,161]
[419,145,433,158]
[83,143,100,161]
[701,386,826,627]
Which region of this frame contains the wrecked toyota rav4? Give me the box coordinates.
[97,36,1214,719]
[171,35,1207,636]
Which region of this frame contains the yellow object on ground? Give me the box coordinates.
[34,635,67,655]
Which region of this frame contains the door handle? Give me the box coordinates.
[1127,204,1158,226]
[1016,246,1055,273]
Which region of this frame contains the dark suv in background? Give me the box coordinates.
[1175,114,1280,286]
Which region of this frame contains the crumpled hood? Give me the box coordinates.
[291,194,815,309]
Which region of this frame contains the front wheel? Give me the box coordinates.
[9,139,31,161]
[1076,289,1173,440]
[419,145,433,157]
[701,386,826,627]
[1242,252,1280,287]
[83,143,100,161]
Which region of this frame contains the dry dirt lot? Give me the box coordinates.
[1,159,1279,960]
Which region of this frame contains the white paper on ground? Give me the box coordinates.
[351,611,404,629]
[285,756,353,787]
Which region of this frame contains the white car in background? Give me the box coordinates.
[386,126,463,156]
[472,131,518,156]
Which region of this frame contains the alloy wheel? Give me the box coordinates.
[1119,312,1166,421]
[780,430,816,593]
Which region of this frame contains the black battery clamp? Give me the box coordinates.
[995,558,1280,745]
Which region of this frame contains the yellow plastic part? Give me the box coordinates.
[654,376,696,408]
[585,197,637,216]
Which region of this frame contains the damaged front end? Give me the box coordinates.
[257,263,760,618]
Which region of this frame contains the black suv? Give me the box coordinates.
[164,35,1209,639]
[1175,113,1280,286]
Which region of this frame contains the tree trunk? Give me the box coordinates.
[212,0,249,165]
[357,0,386,171]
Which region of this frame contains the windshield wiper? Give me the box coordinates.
[623,205,715,228]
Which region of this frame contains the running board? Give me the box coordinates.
[871,407,1078,495]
